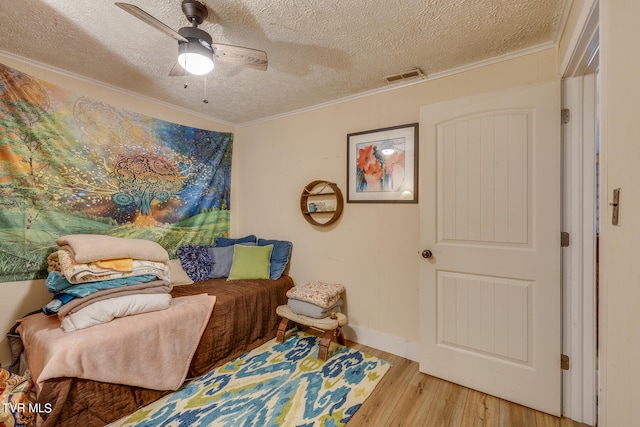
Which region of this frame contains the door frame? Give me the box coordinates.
[562,74,598,425]
[560,1,599,425]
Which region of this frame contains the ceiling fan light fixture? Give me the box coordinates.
[116,2,268,76]
[178,40,214,75]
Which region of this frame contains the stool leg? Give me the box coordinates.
[276,318,290,343]
[334,326,346,346]
[295,322,309,332]
[318,330,333,361]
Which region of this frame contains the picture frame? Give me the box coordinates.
[347,123,418,203]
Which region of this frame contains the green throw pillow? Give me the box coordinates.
[227,244,273,280]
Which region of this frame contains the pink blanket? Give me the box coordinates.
[18,294,216,392]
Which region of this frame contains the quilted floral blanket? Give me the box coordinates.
[0,368,37,427]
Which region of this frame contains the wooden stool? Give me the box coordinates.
[276,304,348,360]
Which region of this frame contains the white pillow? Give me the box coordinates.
[61,293,172,332]
[168,259,193,286]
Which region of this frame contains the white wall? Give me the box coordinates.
[598,1,640,425]
[235,48,559,358]
[0,53,235,367]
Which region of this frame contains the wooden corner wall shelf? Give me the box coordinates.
[300,180,344,226]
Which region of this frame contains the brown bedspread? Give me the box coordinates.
[35,275,294,427]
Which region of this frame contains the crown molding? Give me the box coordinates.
[239,41,558,127]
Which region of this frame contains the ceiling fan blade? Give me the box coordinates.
[212,44,268,71]
[115,2,188,43]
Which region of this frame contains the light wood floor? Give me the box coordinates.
[344,340,593,427]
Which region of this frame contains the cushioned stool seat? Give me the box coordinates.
[276,304,347,360]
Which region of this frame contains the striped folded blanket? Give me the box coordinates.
[50,249,169,284]
[42,274,170,315]
[45,270,157,294]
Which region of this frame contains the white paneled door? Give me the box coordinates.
[418,81,562,416]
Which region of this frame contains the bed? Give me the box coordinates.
[20,275,294,427]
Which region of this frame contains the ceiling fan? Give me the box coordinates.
[115,1,268,76]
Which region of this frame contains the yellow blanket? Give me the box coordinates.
[94,258,133,272]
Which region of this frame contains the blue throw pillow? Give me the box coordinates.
[214,235,257,247]
[258,238,292,279]
[207,246,234,278]
[177,245,212,281]
[207,242,255,278]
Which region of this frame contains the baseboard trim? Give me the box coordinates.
[342,324,419,362]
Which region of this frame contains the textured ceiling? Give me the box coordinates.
[0,0,569,125]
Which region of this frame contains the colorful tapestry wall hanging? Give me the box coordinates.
[0,63,232,282]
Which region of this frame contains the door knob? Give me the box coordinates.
[422,249,433,259]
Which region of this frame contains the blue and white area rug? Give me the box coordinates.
[109,330,391,427]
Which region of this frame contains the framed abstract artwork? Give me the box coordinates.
[347,123,418,203]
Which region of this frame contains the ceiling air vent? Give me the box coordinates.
[384,68,425,83]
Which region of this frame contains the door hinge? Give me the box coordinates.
[561,354,570,370]
[561,108,571,124]
[561,232,570,247]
